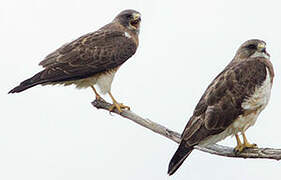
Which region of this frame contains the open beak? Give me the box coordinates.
[130,13,141,29]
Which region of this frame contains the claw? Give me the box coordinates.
[109,102,130,113]
[234,144,244,153]
[244,142,257,149]
[242,132,258,149]
[234,133,258,153]
[96,95,105,102]
[234,143,257,153]
[108,91,130,113]
[234,134,244,153]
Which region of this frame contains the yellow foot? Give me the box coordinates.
[96,95,105,102]
[234,143,257,153]
[242,132,257,149]
[244,142,257,149]
[234,144,244,153]
[235,132,258,153]
[109,102,130,113]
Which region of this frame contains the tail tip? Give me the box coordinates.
[167,161,177,176]
[8,87,18,94]
[8,85,28,94]
[167,143,194,176]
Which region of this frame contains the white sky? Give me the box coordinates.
[1,0,281,179]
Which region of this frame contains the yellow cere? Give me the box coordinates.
[133,13,141,20]
[258,43,266,50]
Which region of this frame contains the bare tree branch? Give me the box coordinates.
[92,100,281,160]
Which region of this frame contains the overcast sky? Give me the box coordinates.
[1,0,281,179]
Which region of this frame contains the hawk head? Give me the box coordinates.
[114,9,141,34]
[234,39,270,60]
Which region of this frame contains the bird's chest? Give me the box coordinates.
[232,68,272,132]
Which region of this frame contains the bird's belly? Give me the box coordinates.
[74,75,99,88]
[53,75,99,89]
[96,68,118,94]
[46,67,119,94]
[230,112,260,134]
[44,75,99,88]
[71,68,118,94]
[199,113,259,147]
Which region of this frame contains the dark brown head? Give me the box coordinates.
[234,39,270,61]
[114,9,141,34]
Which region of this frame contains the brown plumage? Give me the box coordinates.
[9,9,141,112]
[168,39,274,175]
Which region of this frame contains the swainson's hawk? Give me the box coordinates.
[168,39,274,175]
[9,9,141,112]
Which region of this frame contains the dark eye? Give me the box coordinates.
[126,14,132,19]
[246,44,256,49]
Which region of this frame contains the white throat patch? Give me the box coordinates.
[124,32,131,38]
[251,51,270,59]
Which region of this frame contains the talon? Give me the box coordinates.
[234,143,257,153]
[234,144,244,153]
[109,102,130,113]
[234,134,244,153]
[96,95,105,102]
[119,103,130,110]
[234,133,258,153]
[108,91,130,113]
[109,103,121,112]
[244,142,257,149]
[242,132,258,149]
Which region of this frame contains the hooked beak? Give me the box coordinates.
[258,42,270,57]
[130,13,141,29]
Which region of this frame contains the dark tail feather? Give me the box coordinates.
[168,142,194,176]
[9,71,46,93]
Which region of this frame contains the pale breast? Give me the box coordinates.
[199,68,272,146]
[231,67,272,133]
[232,67,272,131]
[241,68,272,111]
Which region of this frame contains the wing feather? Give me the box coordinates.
[37,24,137,83]
[182,59,268,146]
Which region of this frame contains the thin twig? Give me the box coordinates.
[92,100,281,160]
